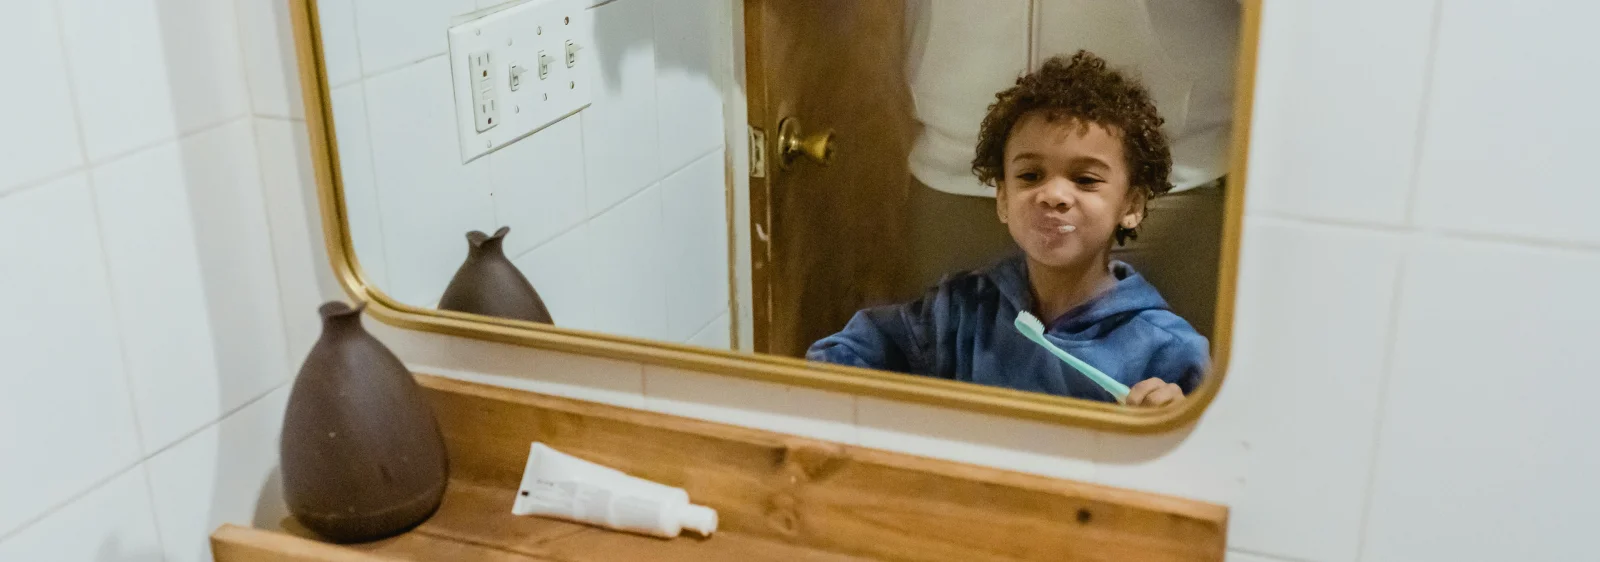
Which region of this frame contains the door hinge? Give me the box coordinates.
[748,125,767,178]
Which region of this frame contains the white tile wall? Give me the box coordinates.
[1245,0,1437,225]
[328,82,390,290]
[0,469,165,562]
[587,185,668,340]
[1224,219,1406,562]
[351,0,477,77]
[235,0,306,119]
[689,312,732,349]
[651,0,725,173]
[1361,240,1600,562]
[0,2,82,194]
[1226,551,1297,562]
[643,366,857,444]
[363,56,495,306]
[857,397,1097,481]
[91,141,221,452]
[152,0,253,133]
[178,120,292,425]
[582,0,661,213]
[513,224,598,332]
[381,325,647,410]
[490,116,588,259]
[317,0,364,87]
[255,118,341,361]
[57,0,178,161]
[146,387,292,562]
[320,0,733,347]
[1410,0,1600,246]
[660,150,730,341]
[0,0,303,553]
[0,176,143,538]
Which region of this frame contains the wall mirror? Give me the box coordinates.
[290,0,1257,432]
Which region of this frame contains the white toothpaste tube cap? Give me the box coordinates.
[678,503,718,536]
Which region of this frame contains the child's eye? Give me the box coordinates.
[1073,176,1103,190]
[1016,172,1041,183]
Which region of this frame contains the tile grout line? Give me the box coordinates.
[142,381,292,463]
[1251,210,1600,255]
[227,0,262,119]
[49,2,169,559]
[0,380,292,547]
[243,117,302,384]
[578,143,723,229]
[1228,546,1318,562]
[507,216,590,263]
[1350,244,1413,559]
[0,116,256,203]
[255,114,308,123]
[1400,0,1447,227]
[339,1,397,289]
[681,309,728,345]
[229,0,306,381]
[351,80,397,286]
[0,461,150,546]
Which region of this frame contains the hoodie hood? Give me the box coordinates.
[985,254,1173,337]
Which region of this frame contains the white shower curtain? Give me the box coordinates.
[905,0,1240,197]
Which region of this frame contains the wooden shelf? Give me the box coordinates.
[212,375,1227,561]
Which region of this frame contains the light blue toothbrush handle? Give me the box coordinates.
[1042,345,1130,401]
[1015,327,1131,401]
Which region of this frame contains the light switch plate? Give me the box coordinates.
[448,0,594,163]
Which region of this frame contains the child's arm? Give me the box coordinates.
[805,305,919,373]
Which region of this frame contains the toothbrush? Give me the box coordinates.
[1013,311,1130,404]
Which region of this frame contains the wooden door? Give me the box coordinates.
[745,0,918,357]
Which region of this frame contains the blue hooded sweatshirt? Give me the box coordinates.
[806,255,1209,402]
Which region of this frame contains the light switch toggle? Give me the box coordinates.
[509,64,527,91]
[565,40,579,68]
[538,51,552,80]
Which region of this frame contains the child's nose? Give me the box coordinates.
[1037,178,1075,210]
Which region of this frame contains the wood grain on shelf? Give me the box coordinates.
[213,524,555,562]
[418,374,1227,561]
[213,374,1225,561]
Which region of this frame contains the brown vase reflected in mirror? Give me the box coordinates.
[438,226,554,324]
[280,301,450,543]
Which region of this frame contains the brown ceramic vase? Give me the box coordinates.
[280,301,449,543]
[438,226,554,324]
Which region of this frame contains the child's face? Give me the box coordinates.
[995,112,1144,271]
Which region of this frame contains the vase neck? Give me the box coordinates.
[317,301,367,335]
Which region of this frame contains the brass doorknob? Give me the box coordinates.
[777,117,834,169]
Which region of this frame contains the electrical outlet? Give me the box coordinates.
[468,50,499,132]
[448,0,594,163]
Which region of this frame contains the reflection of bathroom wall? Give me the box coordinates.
[0,0,299,559]
[322,0,733,347]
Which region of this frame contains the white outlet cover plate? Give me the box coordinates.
[448,0,594,163]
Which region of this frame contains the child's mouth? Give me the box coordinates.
[1037,222,1076,234]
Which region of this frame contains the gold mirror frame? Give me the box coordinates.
[287,0,1259,433]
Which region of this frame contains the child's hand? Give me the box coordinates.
[1125,378,1185,408]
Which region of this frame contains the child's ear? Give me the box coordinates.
[1120,189,1148,230]
[995,182,1010,224]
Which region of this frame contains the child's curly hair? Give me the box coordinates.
[972,51,1173,244]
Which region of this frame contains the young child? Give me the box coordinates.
[806,51,1208,408]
